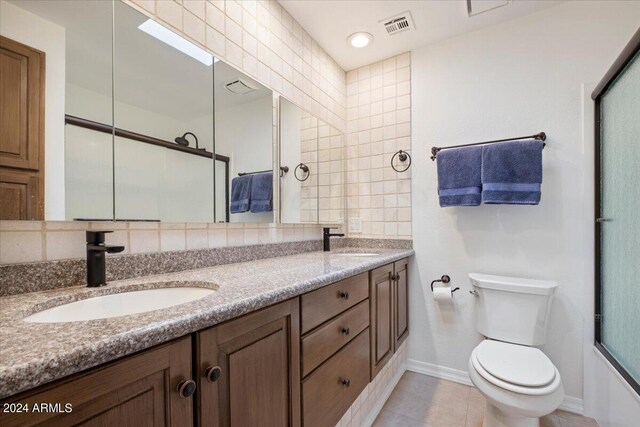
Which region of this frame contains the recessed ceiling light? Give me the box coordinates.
[138,19,219,66]
[348,32,373,48]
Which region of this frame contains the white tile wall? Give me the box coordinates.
[318,121,345,224]
[346,53,412,240]
[300,112,318,223]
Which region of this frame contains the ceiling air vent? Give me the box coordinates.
[381,12,414,36]
[225,79,257,95]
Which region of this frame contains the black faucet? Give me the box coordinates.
[86,231,125,287]
[323,227,344,252]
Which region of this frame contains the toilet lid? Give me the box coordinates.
[475,340,556,387]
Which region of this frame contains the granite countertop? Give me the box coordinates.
[0,247,413,399]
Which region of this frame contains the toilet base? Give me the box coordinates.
[483,401,540,427]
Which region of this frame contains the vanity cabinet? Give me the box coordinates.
[0,337,193,426]
[1,259,410,427]
[370,258,410,379]
[195,298,301,427]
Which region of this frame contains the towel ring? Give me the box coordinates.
[294,163,310,182]
[391,150,412,173]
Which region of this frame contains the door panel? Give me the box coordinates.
[394,258,409,350]
[197,299,301,427]
[370,264,394,379]
[0,337,193,427]
[0,36,45,219]
[598,49,640,387]
[0,170,40,220]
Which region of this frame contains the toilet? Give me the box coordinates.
[467,273,564,427]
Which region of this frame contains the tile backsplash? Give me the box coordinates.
[0,221,323,265]
[346,53,412,240]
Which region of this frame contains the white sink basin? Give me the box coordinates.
[24,287,216,323]
[334,253,380,257]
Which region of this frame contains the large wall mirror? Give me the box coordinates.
[0,0,274,223]
[279,97,344,225]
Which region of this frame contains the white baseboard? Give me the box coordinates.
[405,358,473,386]
[558,396,584,415]
[405,358,584,415]
[362,363,407,427]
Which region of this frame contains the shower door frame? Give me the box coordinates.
[592,27,640,396]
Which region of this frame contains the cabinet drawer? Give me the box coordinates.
[302,299,369,377]
[301,272,368,334]
[302,329,369,427]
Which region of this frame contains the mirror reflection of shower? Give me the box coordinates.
[175,132,203,150]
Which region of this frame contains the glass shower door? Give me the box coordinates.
[597,48,640,394]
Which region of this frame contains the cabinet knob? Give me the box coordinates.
[177,379,197,398]
[393,274,400,281]
[338,291,349,300]
[204,365,222,383]
[341,327,350,336]
[339,377,351,387]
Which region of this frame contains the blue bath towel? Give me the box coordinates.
[437,146,483,207]
[230,175,253,213]
[250,172,273,213]
[481,139,543,205]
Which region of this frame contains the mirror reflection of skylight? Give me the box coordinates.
[138,19,219,66]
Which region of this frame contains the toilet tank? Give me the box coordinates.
[469,273,558,346]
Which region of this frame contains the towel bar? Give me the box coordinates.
[430,132,547,161]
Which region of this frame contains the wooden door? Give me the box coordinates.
[0,36,45,219]
[370,263,394,379]
[196,298,301,427]
[394,258,409,350]
[0,337,194,427]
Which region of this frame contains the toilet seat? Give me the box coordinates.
[471,341,561,396]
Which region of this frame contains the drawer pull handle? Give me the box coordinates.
[338,291,349,300]
[341,327,350,336]
[339,377,351,387]
[177,379,197,398]
[204,366,222,383]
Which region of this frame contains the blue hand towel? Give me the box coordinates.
[250,172,273,213]
[481,139,543,205]
[437,146,482,207]
[230,175,253,213]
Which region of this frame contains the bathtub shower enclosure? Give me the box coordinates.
[593,28,640,396]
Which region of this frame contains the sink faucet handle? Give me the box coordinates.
[86,230,114,244]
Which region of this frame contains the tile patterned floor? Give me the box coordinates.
[373,372,598,427]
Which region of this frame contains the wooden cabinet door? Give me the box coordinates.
[394,258,409,350]
[370,263,394,379]
[0,337,194,427]
[0,36,45,220]
[196,299,301,427]
[0,170,40,220]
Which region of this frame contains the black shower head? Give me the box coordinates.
[175,132,199,149]
[175,136,189,146]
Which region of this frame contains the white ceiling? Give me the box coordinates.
[280,0,564,71]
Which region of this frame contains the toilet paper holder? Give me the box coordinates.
[430,275,460,293]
